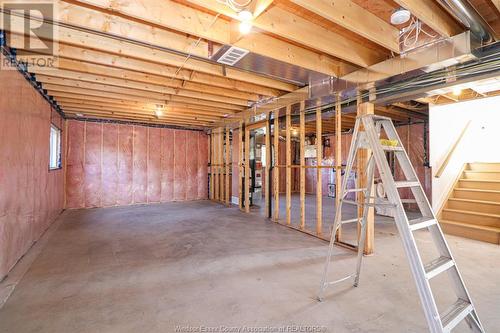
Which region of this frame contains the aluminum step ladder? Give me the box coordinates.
[318,114,485,333]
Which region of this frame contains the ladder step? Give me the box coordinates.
[345,188,367,193]
[409,217,437,231]
[341,218,358,224]
[382,145,404,152]
[395,180,420,188]
[441,299,474,332]
[424,256,455,279]
[326,274,354,286]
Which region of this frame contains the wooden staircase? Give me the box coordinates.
[439,162,500,244]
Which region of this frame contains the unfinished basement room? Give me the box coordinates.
[1,0,500,332]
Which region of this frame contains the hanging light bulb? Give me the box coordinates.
[452,86,462,96]
[239,20,252,34]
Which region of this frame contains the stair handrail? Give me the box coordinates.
[435,120,471,178]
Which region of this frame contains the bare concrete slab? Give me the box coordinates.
[0,200,498,333]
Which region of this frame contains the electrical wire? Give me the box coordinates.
[216,0,253,12]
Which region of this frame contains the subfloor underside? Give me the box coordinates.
[0,200,498,332]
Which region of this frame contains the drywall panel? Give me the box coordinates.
[65,120,207,208]
[430,95,500,209]
[0,56,64,279]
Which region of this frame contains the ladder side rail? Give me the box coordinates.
[354,154,376,287]
[362,116,444,333]
[380,120,482,321]
[318,119,362,300]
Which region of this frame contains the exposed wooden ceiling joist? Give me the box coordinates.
[183,0,387,67]
[60,0,350,76]
[289,0,400,52]
[393,0,462,38]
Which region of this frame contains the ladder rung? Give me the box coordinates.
[341,218,358,224]
[342,200,393,207]
[382,145,404,152]
[409,217,437,231]
[441,299,474,332]
[326,274,354,286]
[345,188,366,193]
[424,256,455,280]
[395,180,420,188]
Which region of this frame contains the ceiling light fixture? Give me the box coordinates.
[155,104,164,117]
[239,20,252,34]
[390,7,411,25]
[452,87,463,96]
[238,9,253,21]
[76,113,84,117]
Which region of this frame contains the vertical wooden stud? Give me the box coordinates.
[239,122,244,210]
[299,101,306,230]
[285,105,291,225]
[214,129,219,201]
[265,114,271,218]
[316,100,323,235]
[225,127,230,206]
[245,127,251,213]
[357,101,375,255]
[210,132,214,200]
[335,93,342,240]
[273,110,280,221]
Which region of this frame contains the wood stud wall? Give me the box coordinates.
[207,99,377,254]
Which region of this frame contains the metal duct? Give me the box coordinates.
[437,0,496,43]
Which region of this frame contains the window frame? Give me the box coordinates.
[49,124,62,171]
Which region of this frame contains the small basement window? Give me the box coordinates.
[49,125,62,170]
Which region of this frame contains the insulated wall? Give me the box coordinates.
[0,58,65,280]
[65,120,208,208]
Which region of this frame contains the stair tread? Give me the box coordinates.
[455,188,500,194]
[460,178,500,183]
[443,208,500,218]
[440,220,500,232]
[448,198,500,206]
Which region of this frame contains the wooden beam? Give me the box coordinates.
[225,127,230,206]
[357,101,375,255]
[35,75,249,107]
[316,100,323,235]
[299,101,306,230]
[210,133,215,200]
[238,122,244,210]
[244,127,251,213]
[265,114,271,218]
[58,0,346,77]
[30,67,260,102]
[285,105,292,226]
[393,0,462,38]
[290,0,400,52]
[335,93,342,240]
[273,110,280,221]
[185,0,385,67]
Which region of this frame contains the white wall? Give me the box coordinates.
[430,95,500,210]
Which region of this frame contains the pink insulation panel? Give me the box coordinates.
[0,56,64,279]
[65,120,208,209]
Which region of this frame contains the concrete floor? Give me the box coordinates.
[0,200,498,333]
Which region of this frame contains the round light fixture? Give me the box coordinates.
[239,20,252,34]
[452,87,463,96]
[390,8,411,25]
[238,9,253,22]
